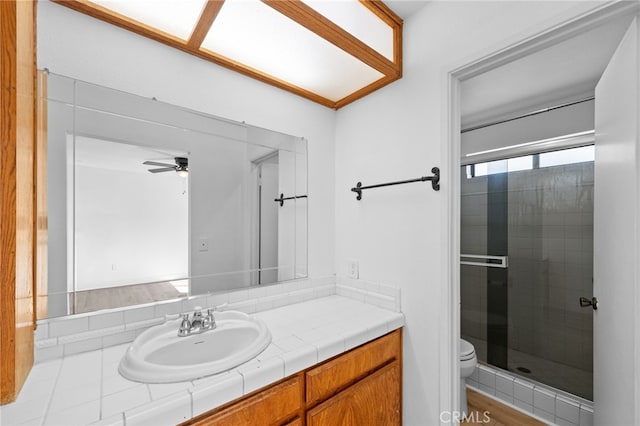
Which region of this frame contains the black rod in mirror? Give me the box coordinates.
[274,194,308,207]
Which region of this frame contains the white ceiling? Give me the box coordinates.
[461,14,634,129]
[384,0,429,20]
[75,136,187,174]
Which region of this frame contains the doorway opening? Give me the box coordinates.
[446,2,640,423]
[254,152,280,285]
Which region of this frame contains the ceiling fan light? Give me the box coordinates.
[176,168,189,178]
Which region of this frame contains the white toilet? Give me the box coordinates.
[459,339,477,417]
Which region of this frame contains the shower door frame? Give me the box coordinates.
[441,2,640,422]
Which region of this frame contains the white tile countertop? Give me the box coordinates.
[1,295,404,426]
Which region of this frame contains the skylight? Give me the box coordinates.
[302,0,394,61]
[52,0,403,109]
[200,0,385,102]
[90,0,206,40]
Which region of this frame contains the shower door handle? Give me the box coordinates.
[579,296,598,310]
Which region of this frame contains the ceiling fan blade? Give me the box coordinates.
[143,160,174,168]
[148,167,175,173]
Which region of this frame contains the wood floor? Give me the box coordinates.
[463,389,546,426]
[71,282,186,314]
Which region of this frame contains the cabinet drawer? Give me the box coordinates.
[186,375,302,426]
[307,361,401,426]
[306,330,401,405]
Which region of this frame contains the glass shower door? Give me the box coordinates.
[460,146,594,400]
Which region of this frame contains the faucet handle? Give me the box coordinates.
[178,314,191,337]
[192,306,203,319]
[204,308,216,329]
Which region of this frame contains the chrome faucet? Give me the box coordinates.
[178,307,216,337]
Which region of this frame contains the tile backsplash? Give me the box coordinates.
[35,275,401,363]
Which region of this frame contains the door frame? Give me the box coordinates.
[443,1,640,422]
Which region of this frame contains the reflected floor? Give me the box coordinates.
[71,282,187,314]
[464,335,592,401]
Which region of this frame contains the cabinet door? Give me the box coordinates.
[307,361,401,426]
[306,330,401,405]
[187,375,302,426]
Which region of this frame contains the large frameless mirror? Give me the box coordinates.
[43,73,308,318]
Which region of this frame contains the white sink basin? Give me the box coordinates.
[119,310,271,383]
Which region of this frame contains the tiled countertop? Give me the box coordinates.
[1,295,404,426]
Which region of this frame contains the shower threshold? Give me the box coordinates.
[463,335,592,401]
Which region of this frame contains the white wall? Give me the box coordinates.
[188,133,251,292]
[260,159,279,284]
[37,0,335,282]
[277,150,296,281]
[75,165,188,290]
[334,2,606,424]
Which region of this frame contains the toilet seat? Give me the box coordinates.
[460,339,476,361]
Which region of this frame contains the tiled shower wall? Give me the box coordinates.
[461,161,594,400]
[460,172,489,351]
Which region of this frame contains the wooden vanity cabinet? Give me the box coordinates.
[184,375,304,426]
[306,361,401,426]
[305,329,401,406]
[182,329,402,426]
[305,330,401,426]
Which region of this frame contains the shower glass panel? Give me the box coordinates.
[460,146,594,401]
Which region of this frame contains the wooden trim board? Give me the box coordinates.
[50,0,403,109]
[35,70,48,320]
[1,0,37,405]
[261,0,397,76]
[187,0,225,49]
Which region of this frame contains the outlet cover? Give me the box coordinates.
[198,238,209,252]
[348,260,359,279]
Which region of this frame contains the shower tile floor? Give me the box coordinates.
[464,335,593,401]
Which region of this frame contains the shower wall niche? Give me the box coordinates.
[461,150,594,401]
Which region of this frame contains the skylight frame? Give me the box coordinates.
[88,0,207,41]
[200,0,387,102]
[51,0,403,109]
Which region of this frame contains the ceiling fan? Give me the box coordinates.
[143,157,189,177]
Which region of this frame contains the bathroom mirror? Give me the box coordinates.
[43,73,308,318]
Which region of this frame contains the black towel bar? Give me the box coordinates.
[350,167,440,200]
